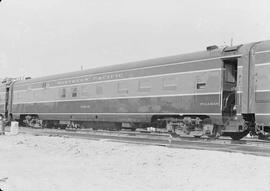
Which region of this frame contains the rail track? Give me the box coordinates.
[13,127,270,157]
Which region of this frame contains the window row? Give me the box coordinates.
[13,76,209,101]
[59,77,180,98]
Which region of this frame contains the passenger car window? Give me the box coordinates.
[81,85,90,97]
[60,88,66,98]
[72,87,78,97]
[224,63,237,83]
[196,82,206,89]
[42,82,47,89]
[163,77,177,90]
[138,79,151,92]
[117,82,128,94]
[96,85,103,95]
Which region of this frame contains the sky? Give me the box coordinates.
[0,0,270,79]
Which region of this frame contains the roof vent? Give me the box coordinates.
[223,44,243,52]
[206,45,218,51]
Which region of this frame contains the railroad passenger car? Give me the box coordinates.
[0,78,13,119]
[2,40,270,140]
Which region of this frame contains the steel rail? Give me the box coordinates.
[15,127,270,157]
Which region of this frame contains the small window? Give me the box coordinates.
[138,79,151,92]
[117,82,128,94]
[196,82,206,89]
[72,87,78,97]
[60,88,66,98]
[42,82,47,89]
[163,77,177,90]
[224,64,235,83]
[223,60,237,83]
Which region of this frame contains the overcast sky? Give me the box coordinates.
[0,0,270,78]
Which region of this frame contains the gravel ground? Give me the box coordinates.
[0,133,270,191]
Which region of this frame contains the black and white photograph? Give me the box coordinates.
[0,0,270,190]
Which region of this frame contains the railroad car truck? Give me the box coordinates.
[1,40,270,140]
